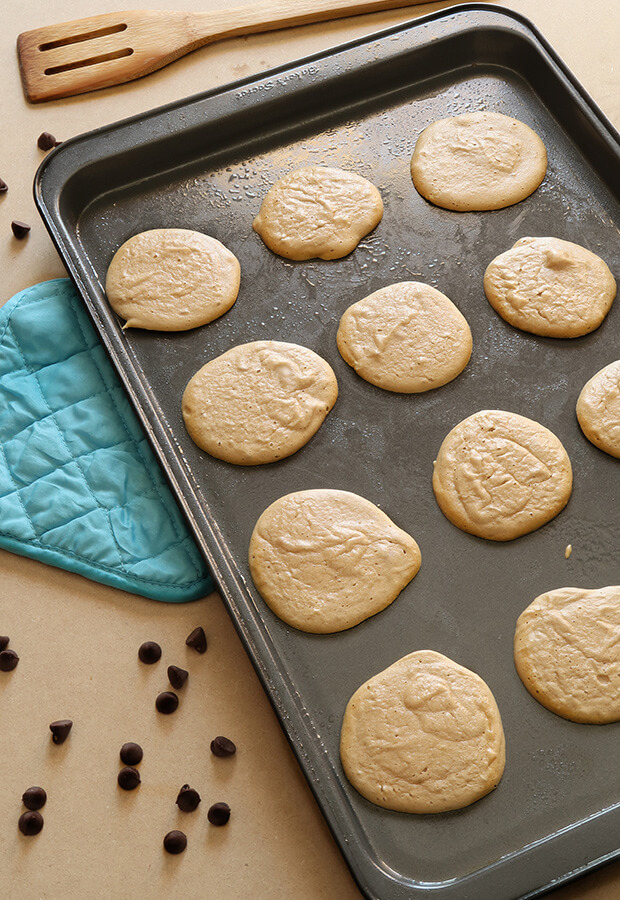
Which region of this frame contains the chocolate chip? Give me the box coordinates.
[167,665,188,689]
[155,691,179,714]
[138,641,162,664]
[117,766,141,790]
[0,178,7,193]
[0,649,19,671]
[163,830,187,854]
[49,719,72,744]
[19,810,44,835]
[185,626,207,654]
[0,636,9,651]
[37,131,60,151]
[175,784,201,812]
[22,786,47,811]
[120,742,143,766]
[11,221,31,239]
[207,802,231,826]
[210,735,236,758]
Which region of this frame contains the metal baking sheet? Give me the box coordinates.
[34,5,620,898]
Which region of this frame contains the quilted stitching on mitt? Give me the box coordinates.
[0,279,212,602]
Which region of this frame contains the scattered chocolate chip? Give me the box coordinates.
[155,691,179,714]
[120,742,143,766]
[207,801,231,826]
[117,766,141,790]
[0,649,19,671]
[37,131,60,151]
[163,829,187,854]
[11,221,31,240]
[49,719,72,744]
[0,636,9,651]
[0,178,7,194]
[138,640,162,664]
[210,735,237,758]
[22,786,47,811]
[167,665,188,689]
[175,784,201,812]
[185,626,207,654]
[18,810,44,835]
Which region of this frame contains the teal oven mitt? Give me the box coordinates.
[0,278,213,602]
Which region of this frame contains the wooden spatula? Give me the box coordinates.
[17,0,436,103]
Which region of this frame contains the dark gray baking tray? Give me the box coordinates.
[34,5,620,898]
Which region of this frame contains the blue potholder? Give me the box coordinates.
[0,278,213,602]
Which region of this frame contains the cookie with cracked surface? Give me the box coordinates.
[340,650,506,813]
[252,165,383,260]
[410,111,547,211]
[105,228,240,331]
[432,409,572,541]
[248,489,420,633]
[514,586,620,723]
[336,281,472,392]
[182,341,337,465]
[484,237,616,338]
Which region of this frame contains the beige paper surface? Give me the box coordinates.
[1,2,619,897]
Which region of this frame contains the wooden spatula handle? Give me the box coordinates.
[191,0,435,43]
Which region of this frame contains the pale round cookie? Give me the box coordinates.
[484,237,616,338]
[410,111,547,211]
[252,165,383,260]
[432,409,572,541]
[248,489,420,633]
[182,341,338,465]
[577,360,620,457]
[340,650,506,813]
[105,228,240,330]
[514,586,620,724]
[336,281,472,393]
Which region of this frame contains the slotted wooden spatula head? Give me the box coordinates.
[17,10,204,103]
